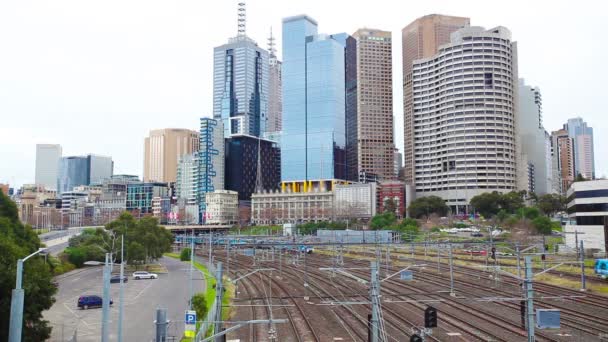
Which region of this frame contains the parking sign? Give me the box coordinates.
[185,310,197,325]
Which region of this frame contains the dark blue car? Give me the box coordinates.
[78,295,112,309]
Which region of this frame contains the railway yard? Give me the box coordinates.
[190,239,608,342]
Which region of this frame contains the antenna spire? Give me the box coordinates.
[268,27,276,57]
[237,2,246,37]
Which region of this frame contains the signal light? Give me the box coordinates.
[410,334,423,342]
[424,306,437,328]
[541,254,546,261]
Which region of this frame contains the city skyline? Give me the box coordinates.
[1,0,606,187]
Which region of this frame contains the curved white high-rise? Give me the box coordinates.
[411,26,518,213]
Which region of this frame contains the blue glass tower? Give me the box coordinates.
[281,15,352,182]
[213,36,269,138]
[198,118,225,223]
[57,156,89,194]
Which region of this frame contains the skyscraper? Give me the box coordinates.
[267,29,282,134]
[402,14,470,189]
[352,28,394,181]
[88,154,113,185]
[281,15,351,182]
[552,129,575,194]
[213,3,269,138]
[143,128,200,183]
[517,79,549,194]
[410,26,519,213]
[565,117,595,180]
[57,154,114,194]
[198,118,225,223]
[35,144,62,190]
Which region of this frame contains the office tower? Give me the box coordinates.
[402,14,470,188]
[88,154,113,185]
[267,29,282,134]
[57,156,89,194]
[517,79,548,194]
[394,149,403,178]
[565,117,595,179]
[545,131,554,194]
[410,26,518,212]
[352,28,394,181]
[35,144,62,190]
[213,3,268,138]
[551,129,575,194]
[281,15,352,182]
[198,118,225,223]
[225,135,281,201]
[176,153,199,205]
[143,128,200,183]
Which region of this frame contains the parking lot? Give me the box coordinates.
[45,256,204,341]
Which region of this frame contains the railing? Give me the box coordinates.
[194,261,217,342]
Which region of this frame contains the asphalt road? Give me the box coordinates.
[45,256,204,341]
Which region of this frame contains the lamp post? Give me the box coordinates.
[9,248,47,342]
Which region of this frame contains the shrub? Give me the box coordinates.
[180,248,192,261]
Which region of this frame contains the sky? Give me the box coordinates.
[1,0,606,188]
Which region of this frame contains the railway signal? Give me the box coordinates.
[491,247,496,259]
[410,333,423,342]
[424,306,437,328]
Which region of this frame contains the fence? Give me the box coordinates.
[194,261,218,342]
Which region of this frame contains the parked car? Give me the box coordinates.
[133,271,158,280]
[78,295,112,309]
[470,232,483,237]
[110,275,128,283]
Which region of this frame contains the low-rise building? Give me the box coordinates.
[126,182,169,215]
[377,181,405,217]
[252,188,334,225]
[205,190,238,225]
[565,180,608,252]
[334,183,377,219]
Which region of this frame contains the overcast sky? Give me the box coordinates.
[1,0,606,188]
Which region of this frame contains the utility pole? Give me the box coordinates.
[155,307,168,342]
[516,243,522,279]
[580,240,586,291]
[101,253,111,342]
[214,262,224,342]
[449,243,454,296]
[208,232,213,265]
[370,261,380,342]
[189,229,194,309]
[524,256,535,342]
[118,235,125,342]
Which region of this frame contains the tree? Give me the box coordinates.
[408,196,449,219]
[191,293,208,320]
[370,212,397,230]
[0,189,56,341]
[383,198,397,215]
[180,248,191,262]
[532,216,553,235]
[537,194,566,217]
[574,173,587,182]
[470,192,502,218]
[127,242,146,266]
[518,207,540,220]
[496,209,509,223]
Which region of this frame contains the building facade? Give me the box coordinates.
[126,182,169,215]
[251,188,334,224]
[551,129,575,194]
[565,180,608,252]
[213,33,269,138]
[225,135,280,201]
[410,26,519,212]
[143,128,200,183]
[352,28,394,181]
[176,153,199,206]
[267,31,282,134]
[205,190,239,225]
[402,14,470,190]
[88,154,114,185]
[517,79,548,194]
[281,15,350,182]
[35,144,62,190]
[565,117,595,180]
[377,181,406,217]
[57,156,89,194]
[334,183,377,219]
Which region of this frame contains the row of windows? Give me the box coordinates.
[417,184,516,191]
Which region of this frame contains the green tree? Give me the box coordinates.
[370,212,397,230]
[65,246,87,267]
[470,192,502,217]
[180,248,192,262]
[574,173,587,182]
[496,209,509,223]
[408,196,449,219]
[518,207,540,220]
[0,189,56,341]
[532,216,553,235]
[191,293,208,321]
[383,198,397,215]
[127,242,146,265]
[537,194,566,217]
[499,191,525,213]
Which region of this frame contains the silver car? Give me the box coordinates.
[132,271,158,280]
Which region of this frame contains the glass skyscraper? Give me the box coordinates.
[281,15,353,182]
[57,156,89,194]
[213,36,269,138]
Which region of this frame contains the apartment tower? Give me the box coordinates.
[552,129,575,194]
[402,14,470,191]
[410,26,519,213]
[565,117,595,180]
[352,28,395,181]
[143,129,200,183]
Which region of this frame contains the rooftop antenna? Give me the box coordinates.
[268,27,276,57]
[237,2,246,37]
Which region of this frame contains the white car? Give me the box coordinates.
[132,271,158,280]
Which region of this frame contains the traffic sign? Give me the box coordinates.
[185,310,197,325]
[400,270,413,281]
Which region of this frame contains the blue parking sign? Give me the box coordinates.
[185,310,197,325]
[400,270,413,281]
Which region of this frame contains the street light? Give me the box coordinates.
[9,247,47,342]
